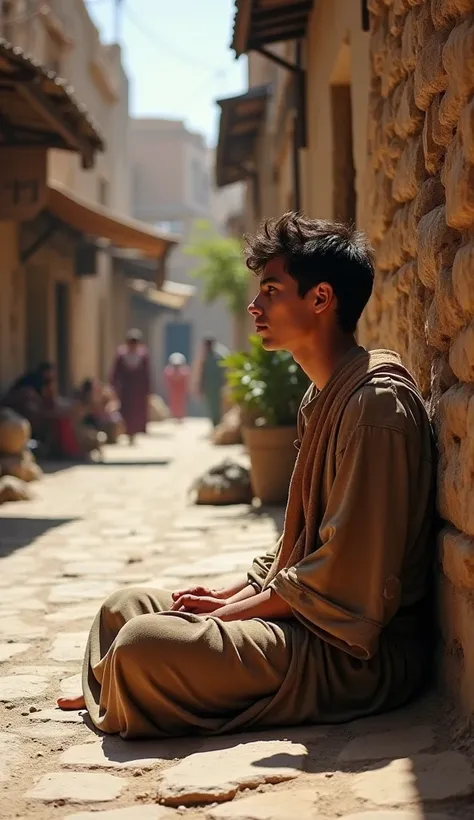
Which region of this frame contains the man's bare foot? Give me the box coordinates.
[57,695,86,710]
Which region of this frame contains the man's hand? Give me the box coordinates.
[170,594,227,614]
[171,585,225,603]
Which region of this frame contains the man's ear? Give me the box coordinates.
[312,283,334,315]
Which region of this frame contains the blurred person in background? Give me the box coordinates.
[111,329,151,445]
[163,353,190,423]
[196,337,226,428]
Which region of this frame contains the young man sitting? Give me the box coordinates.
[58,213,435,739]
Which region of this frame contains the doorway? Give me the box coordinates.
[55,282,69,394]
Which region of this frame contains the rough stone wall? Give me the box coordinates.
[358,0,474,713]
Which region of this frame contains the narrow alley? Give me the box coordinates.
[0,422,472,820]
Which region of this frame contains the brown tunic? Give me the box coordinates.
[82,347,436,739]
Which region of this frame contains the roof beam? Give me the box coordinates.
[16,79,94,168]
[255,46,304,74]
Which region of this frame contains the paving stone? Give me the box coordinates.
[0,732,22,782]
[61,560,126,578]
[352,752,474,804]
[49,631,88,662]
[208,788,325,819]
[46,602,100,623]
[339,813,456,820]
[0,642,30,662]
[162,550,258,579]
[10,664,68,676]
[0,615,46,640]
[158,740,307,806]
[29,708,86,723]
[0,674,49,701]
[25,771,127,803]
[17,724,77,740]
[338,725,435,762]
[61,736,168,769]
[66,807,176,820]
[0,587,47,610]
[48,580,118,604]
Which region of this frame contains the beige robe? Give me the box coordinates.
[83,347,436,739]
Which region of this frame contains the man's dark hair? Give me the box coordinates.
[244,212,375,333]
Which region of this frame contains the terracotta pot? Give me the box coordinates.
[243,425,297,505]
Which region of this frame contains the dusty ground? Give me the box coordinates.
[0,419,472,820]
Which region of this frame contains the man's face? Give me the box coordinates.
[247,257,318,352]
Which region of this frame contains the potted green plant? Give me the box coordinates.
[222,336,309,505]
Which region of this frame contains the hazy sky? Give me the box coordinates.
[85,0,247,145]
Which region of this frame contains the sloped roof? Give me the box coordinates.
[0,38,104,168]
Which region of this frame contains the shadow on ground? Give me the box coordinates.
[40,458,171,474]
[0,516,77,557]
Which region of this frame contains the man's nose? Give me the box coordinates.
[248,296,262,316]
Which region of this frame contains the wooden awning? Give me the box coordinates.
[215,85,269,188]
[129,279,195,312]
[0,38,104,168]
[232,0,313,57]
[47,183,179,260]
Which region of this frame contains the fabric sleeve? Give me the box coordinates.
[247,539,281,591]
[270,424,420,660]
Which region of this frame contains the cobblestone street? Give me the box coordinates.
[0,420,472,819]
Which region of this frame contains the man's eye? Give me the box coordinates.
[267,286,276,294]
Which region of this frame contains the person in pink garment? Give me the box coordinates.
[110,329,151,444]
[163,353,190,422]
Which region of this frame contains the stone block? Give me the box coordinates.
[157,740,307,806]
[394,74,425,138]
[389,5,409,38]
[392,135,426,202]
[413,176,446,222]
[458,95,474,164]
[440,19,474,128]
[430,353,458,401]
[401,7,420,72]
[371,12,389,77]
[382,34,404,96]
[443,136,474,230]
[440,526,474,590]
[414,27,449,111]
[377,209,411,271]
[380,135,405,178]
[423,99,447,174]
[452,241,474,313]
[416,2,436,48]
[449,320,474,383]
[417,205,459,289]
[395,260,417,294]
[431,0,474,30]
[369,173,398,242]
[352,752,474,804]
[427,267,468,351]
[439,576,474,714]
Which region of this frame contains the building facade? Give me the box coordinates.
[0,0,176,394]
[130,119,237,386]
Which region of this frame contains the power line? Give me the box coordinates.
[123,1,225,76]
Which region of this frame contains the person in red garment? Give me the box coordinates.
[163,353,190,422]
[111,330,151,444]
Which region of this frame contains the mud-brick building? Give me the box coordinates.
[218,0,474,716]
[358,0,474,714]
